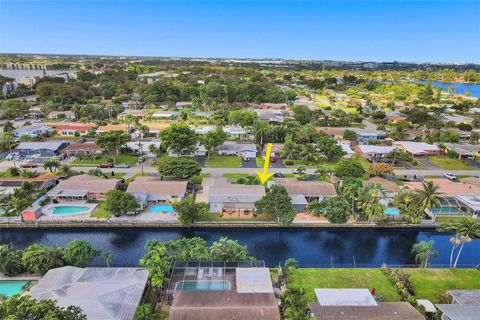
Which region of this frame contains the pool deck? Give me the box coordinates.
[0,273,41,281]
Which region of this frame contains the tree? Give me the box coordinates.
[314,196,351,224]
[59,164,73,177]
[43,158,60,173]
[159,124,198,155]
[334,158,366,179]
[62,240,99,268]
[21,244,64,275]
[95,130,131,163]
[254,121,271,148]
[210,237,252,261]
[393,191,424,224]
[300,144,320,163]
[284,258,299,272]
[134,304,156,320]
[0,295,86,320]
[228,110,258,127]
[416,181,441,212]
[411,240,438,269]
[173,195,208,225]
[255,185,296,226]
[439,218,480,268]
[158,157,201,179]
[139,241,172,287]
[357,184,387,222]
[280,286,312,320]
[100,251,114,267]
[315,165,332,182]
[2,121,14,133]
[0,244,24,276]
[369,163,394,177]
[343,129,358,141]
[105,189,140,217]
[202,126,226,158]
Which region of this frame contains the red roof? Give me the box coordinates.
[55,124,97,132]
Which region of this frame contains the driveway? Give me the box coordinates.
[269,159,285,168]
[241,158,257,168]
[196,156,206,167]
[417,159,439,169]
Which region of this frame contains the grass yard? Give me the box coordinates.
[89,201,111,219]
[402,269,480,302]
[428,156,476,170]
[256,157,265,168]
[205,155,242,168]
[71,154,138,166]
[287,268,400,302]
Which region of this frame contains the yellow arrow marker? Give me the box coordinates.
[256,143,274,184]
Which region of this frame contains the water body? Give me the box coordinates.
[417,80,480,98]
[0,69,76,81]
[0,227,478,268]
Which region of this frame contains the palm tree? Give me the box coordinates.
[416,181,441,212]
[43,158,60,173]
[281,141,301,160]
[411,240,438,269]
[59,164,72,177]
[300,144,320,163]
[254,121,271,149]
[315,166,331,182]
[440,218,480,268]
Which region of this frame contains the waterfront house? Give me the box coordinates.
[393,141,439,158]
[168,261,280,320]
[13,124,53,138]
[363,177,401,201]
[15,141,69,157]
[436,290,480,320]
[197,178,265,213]
[47,174,120,201]
[30,266,149,320]
[308,288,425,320]
[218,141,257,158]
[55,124,97,136]
[127,176,187,203]
[63,142,104,156]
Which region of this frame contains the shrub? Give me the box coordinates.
[284,160,293,166]
[236,177,246,184]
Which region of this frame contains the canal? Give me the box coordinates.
[1,227,479,268]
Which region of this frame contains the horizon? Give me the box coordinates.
[1,0,479,64]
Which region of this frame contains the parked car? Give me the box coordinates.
[273,172,285,178]
[243,157,250,162]
[21,163,38,168]
[444,172,457,181]
[97,163,114,168]
[269,154,278,163]
[15,116,25,121]
[114,163,130,168]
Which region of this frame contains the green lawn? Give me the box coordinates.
[71,154,138,167]
[198,212,275,222]
[223,173,250,179]
[189,173,208,184]
[287,269,400,302]
[89,201,111,219]
[287,268,480,303]
[205,155,242,168]
[256,157,264,168]
[428,156,476,170]
[402,269,480,302]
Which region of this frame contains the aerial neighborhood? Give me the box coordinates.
[1,54,480,320]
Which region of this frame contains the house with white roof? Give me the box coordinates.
[356,145,396,159]
[15,141,69,157]
[13,124,53,138]
[393,141,439,158]
[218,141,257,158]
[223,126,252,140]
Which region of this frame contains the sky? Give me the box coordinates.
[1,0,479,63]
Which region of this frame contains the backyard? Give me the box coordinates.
[286,268,480,303]
[428,156,476,170]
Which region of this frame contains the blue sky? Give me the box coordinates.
[1,0,479,63]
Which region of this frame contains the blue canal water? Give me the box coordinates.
[0,228,478,268]
[417,80,480,98]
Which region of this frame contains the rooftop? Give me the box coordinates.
[309,302,425,320]
[273,178,337,196]
[48,174,120,196]
[15,141,67,151]
[127,176,188,197]
[435,304,480,320]
[363,177,400,192]
[30,266,149,320]
[449,290,480,305]
[64,142,103,152]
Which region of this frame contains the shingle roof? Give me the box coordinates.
[15,141,66,151]
[273,179,337,196]
[363,177,400,192]
[48,174,120,195]
[309,302,425,320]
[127,177,187,197]
[435,304,480,320]
[208,185,266,203]
[449,290,480,305]
[30,266,149,320]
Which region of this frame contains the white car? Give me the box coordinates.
[444,172,457,181]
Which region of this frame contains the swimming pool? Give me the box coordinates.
[175,280,230,291]
[432,207,460,214]
[384,207,401,216]
[0,208,5,215]
[52,206,90,215]
[0,281,31,297]
[149,204,175,213]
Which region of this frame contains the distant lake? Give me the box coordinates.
[417,80,480,98]
[0,69,77,81]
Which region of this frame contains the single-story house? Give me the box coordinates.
[356,131,386,143]
[441,114,474,124]
[15,141,69,157]
[356,145,395,159]
[436,290,480,320]
[30,266,149,320]
[151,111,179,120]
[175,101,191,109]
[13,124,53,138]
[118,109,146,119]
[260,102,287,110]
[442,143,480,160]
[47,174,121,201]
[272,178,337,212]
[254,109,289,123]
[63,142,104,156]
[126,141,161,157]
[194,126,215,135]
[338,142,355,158]
[223,126,252,140]
[363,177,401,200]
[193,111,213,118]
[0,174,58,196]
[445,128,471,142]
[318,128,345,140]
[168,143,207,157]
[47,110,76,120]
[198,178,265,213]
[127,176,187,203]
[393,141,439,158]
[263,143,284,156]
[55,124,97,136]
[309,288,424,320]
[95,124,129,134]
[218,141,257,158]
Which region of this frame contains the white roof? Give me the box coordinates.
[435,305,480,320]
[126,141,161,152]
[358,145,395,154]
[15,141,66,151]
[394,141,439,154]
[235,268,273,293]
[314,288,377,306]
